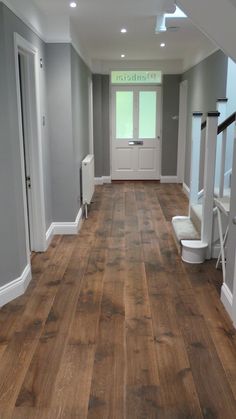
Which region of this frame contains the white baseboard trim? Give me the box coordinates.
[95,176,112,185]
[0,264,31,308]
[160,176,179,184]
[221,282,233,318]
[46,223,54,248]
[183,182,190,197]
[46,208,83,241]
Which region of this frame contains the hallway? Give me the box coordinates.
[0,182,236,418]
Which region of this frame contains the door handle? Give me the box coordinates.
[129,141,144,146]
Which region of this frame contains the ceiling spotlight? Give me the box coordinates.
[70,2,77,8]
[160,43,166,47]
[121,54,126,58]
[121,28,127,33]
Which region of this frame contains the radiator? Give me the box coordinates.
[82,154,95,217]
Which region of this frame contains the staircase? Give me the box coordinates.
[172,98,234,263]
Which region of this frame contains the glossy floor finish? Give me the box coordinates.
[0,182,236,418]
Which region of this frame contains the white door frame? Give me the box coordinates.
[88,76,94,155]
[177,79,188,183]
[111,84,162,180]
[14,33,46,256]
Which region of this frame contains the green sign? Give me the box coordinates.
[111,71,162,85]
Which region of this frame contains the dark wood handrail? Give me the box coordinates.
[200,112,236,133]
[218,112,236,134]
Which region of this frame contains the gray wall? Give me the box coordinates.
[0,3,52,287]
[162,75,181,176]
[46,44,77,222]
[46,43,92,221]
[93,74,110,177]
[71,46,91,203]
[0,2,92,291]
[182,50,228,187]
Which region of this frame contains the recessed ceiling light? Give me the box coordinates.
[121,28,127,33]
[160,43,166,47]
[70,2,77,8]
[121,54,125,58]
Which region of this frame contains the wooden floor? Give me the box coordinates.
[0,181,236,418]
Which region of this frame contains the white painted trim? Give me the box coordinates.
[45,223,54,249]
[183,182,190,197]
[160,176,179,183]
[46,208,83,239]
[95,176,112,185]
[14,33,47,254]
[221,282,233,319]
[111,85,162,181]
[88,77,94,155]
[0,265,31,308]
[177,80,188,183]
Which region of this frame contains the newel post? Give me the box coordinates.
[189,112,203,208]
[216,99,228,197]
[202,111,220,259]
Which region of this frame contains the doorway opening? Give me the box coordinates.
[15,34,46,258]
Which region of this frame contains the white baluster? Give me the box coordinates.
[189,112,203,208]
[216,99,228,195]
[219,128,227,197]
[202,111,220,259]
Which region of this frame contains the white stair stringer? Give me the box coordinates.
[190,204,202,234]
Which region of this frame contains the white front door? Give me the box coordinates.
[111,85,161,180]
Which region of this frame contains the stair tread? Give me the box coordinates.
[172,217,200,243]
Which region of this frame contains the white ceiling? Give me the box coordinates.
[32,0,216,66]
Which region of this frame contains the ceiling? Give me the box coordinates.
[32,0,216,64]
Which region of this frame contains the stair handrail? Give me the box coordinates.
[217,112,236,134]
[201,119,207,131]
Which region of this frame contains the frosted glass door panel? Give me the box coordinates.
[116,92,133,139]
[139,92,156,139]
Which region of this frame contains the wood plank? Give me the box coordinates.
[1,181,236,418]
[14,246,89,409]
[184,262,236,399]
[137,185,203,418]
[124,186,161,418]
[0,236,76,418]
[174,282,236,418]
[48,247,107,419]
[87,248,125,419]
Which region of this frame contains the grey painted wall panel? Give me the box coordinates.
[46,43,92,221]
[46,43,77,222]
[71,46,91,206]
[182,50,228,187]
[0,3,52,287]
[162,75,181,176]
[93,74,110,177]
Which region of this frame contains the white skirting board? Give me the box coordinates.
[221,282,233,319]
[0,264,31,308]
[46,208,83,248]
[160,176,179,183]
[94,176,112,185]
[183,182,190,197]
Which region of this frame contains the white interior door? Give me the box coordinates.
[18,52,34,251]
[112,85,161,180]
